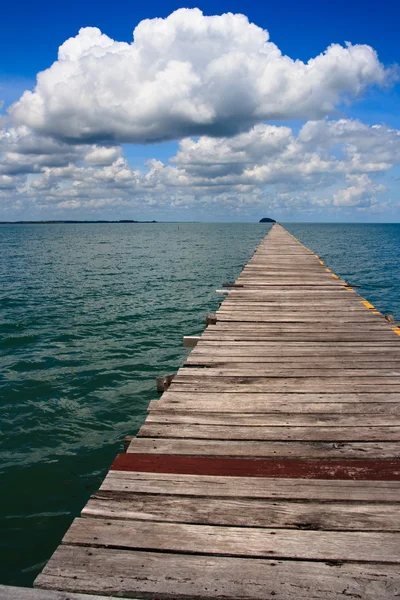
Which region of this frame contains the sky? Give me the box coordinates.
[0,0,399,222]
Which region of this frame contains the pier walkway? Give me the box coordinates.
[35,224,400,599]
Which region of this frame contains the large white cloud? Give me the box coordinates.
[10,8,389,144]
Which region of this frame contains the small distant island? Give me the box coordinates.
[259,217,276,223]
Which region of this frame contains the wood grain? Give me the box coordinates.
[35,546,400,599]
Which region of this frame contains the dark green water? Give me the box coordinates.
[1,222,400,586]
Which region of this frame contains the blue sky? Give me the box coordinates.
[2,0,399,75]
[0,0,399,221]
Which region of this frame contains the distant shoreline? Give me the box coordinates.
[0,220,159,224]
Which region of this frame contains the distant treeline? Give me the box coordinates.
[0,220,158,224]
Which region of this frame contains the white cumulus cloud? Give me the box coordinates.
[1,118,399,217]
[10,8,389,144]
[333,174,385,207]
[84,146,122,165]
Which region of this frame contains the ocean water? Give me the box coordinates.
[1,221,400,586]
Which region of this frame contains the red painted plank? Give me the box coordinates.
[111,453,400,480]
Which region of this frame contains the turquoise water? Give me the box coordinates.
[1,222,400,586]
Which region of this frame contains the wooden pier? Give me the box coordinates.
[34,224,400,599]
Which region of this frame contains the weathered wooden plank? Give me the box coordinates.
[213,314,386,322]
[127,437,400,459]
[236,278,343,284]
[218,297,365,303]
[211,327,391,334]
[177,367,400,378]
[216,306,383,314]
[191,344,400,354]
[233,279,344,283]
[239,272,333,276]
[138,423,400,442]
[185,357,400,366]
[219,296,363,302]
[82,492,400,531]
[149,399,400,413]
[200,333,399,341]
[169,377,400,392]
[228,282,344,286]
[62,517,400,563]
[158,391,400,405]
[238,268,336,272]
[218,307,370,313]
[146,411,400,426]
[193,341,400,349]
[214,318,389,326]
[221,290,356,294]
[232,288,353,293]
[220,296,366,301]
[34,545,400,600]
[209,326,393,335]
[0,587,117,600]
[111,453,400,480]
[217,306,374,312]
[101,470,400,501]
[238,267,334,271]
[217,310,382,314]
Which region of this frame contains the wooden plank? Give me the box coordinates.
[218,296,363,302]
[197,334,396,344]
[217,308,371,314]
[226,283,344,286]
[218,297,364,303]
[111,453,400,480]
[239,272,333,276]
[216,307,382,314]
[101,470,400,500]
[214,318,388,325]
[177,367,400,377]
[200,333,399,341]
[146,411,400,426]
[82,492,400,531]
[211,325,390,331]
[34,545,400,600]
[213,313,386,321]
[138,423,400,442]
[157,391,400,405]
[126,437,400,459]
[0,587,115,600]
[236,278,343,283]
[216,306,380,312]
[150,399,400,413]
[236,277,342,282]
[220,287,356,291]
[193,341,400,349]
[62,517,400,563]
[222,313,383,320]
[169,378,400,392]
[191,345,400,354]
[231,288,353,292]
[185,357,400,366]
